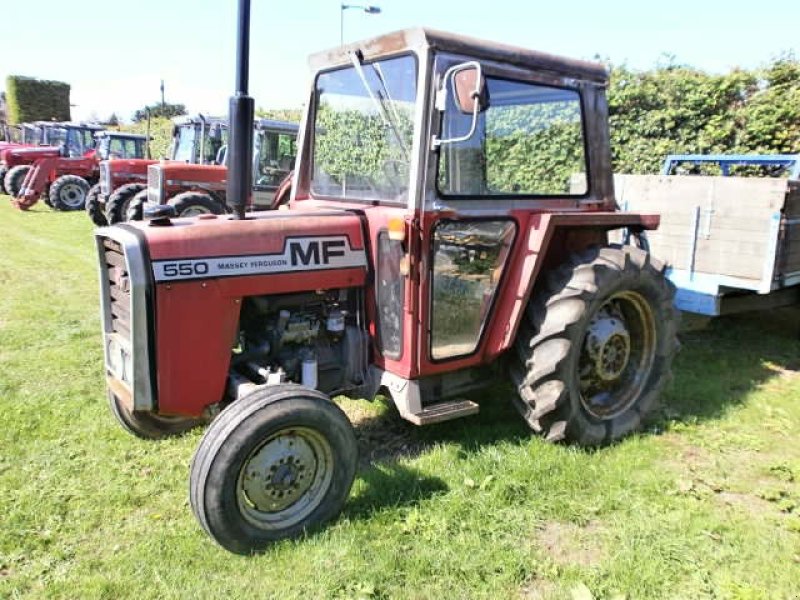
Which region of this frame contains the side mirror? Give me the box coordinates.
[432,61,487,149]
[453,66,488,115]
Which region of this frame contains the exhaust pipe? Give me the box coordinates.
[227,0,254,220]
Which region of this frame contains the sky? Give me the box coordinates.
[2,0,799,122]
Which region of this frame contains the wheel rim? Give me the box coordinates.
[59,183,86,208]
[237,427,333,530]
[179,204,212,217]
[578,290,656,420]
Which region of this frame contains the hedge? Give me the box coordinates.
[5,76,70,124]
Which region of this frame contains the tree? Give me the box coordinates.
[133,102,186,122]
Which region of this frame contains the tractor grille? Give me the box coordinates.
[102,238,131,340]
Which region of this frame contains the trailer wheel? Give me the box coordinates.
[0,165,7,195]
[85,184,107,226]
[125,189,149,221]
[190,384,357,554]
[169,191,226,218]
[108,391,204,440]
[106,183,145,224]
[511,244,679,445]
[4,165,30,198]
[49,175,90,210]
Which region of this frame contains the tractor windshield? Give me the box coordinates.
[173,125,198,162]
[97,136,146,160]
[311,54,417,204]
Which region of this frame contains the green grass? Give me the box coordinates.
[1,198,799,599]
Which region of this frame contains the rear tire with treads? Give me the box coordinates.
[510,244,679,446]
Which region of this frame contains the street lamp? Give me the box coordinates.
[340,4,381,46]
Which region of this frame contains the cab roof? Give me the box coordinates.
[309,27,608,84]
[95,131,148,140]
[256,119,299,134]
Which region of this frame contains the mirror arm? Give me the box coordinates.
[431,61,483,150]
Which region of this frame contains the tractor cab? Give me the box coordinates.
[95,132,148,161]
[253,118,299,191]
[170,115,229,164]
[44,122,105,158]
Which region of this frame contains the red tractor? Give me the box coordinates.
[11,129,148,211]
[91,115,231,226]
[3,122,105,200]
[134,118,298,219]
[0,122,60,193]
[96,15,678,554]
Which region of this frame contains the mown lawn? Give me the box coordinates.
[0,198,799,599]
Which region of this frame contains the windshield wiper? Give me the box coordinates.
[349,52,409,161]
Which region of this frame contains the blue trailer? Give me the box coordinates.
[615,155,800,316]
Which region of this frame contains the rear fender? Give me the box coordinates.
[483,211,660,358]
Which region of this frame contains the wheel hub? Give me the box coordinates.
[61,183,85,207]
[585,309,631,382]
[241,434,317,513]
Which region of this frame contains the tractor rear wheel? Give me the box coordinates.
[50,175,90,210]
[106,183,145,224]
[169,191,227,218]
[510,244,679,446]
[125,189,149,221]
[189,384,358,554]
[108,391,204,440]
[0,165,8,195]
[4,165,30,198]
[85,184,107,226]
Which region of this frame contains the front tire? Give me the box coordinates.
[85,184,107,226]
[190,385,358,554]
[49,175,90,210]
[511,244,678,445]
[108,391,204,440]
[169,191,227,218]
[0,165,8,195]
[125,188,149,221]
[4,165,30,197]
[106,183,145,224]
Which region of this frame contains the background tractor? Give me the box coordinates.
[93,115,229,226]
[96,5,677,555]
[134,118,297,219]
[10,129,147,211]
[0,121,65,193]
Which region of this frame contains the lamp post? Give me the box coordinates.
[340,4,381,46]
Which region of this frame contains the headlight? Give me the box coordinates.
[107,335,132,384]
[99,161,111,195]
[147,165,163,205]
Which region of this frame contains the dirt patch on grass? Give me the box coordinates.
[520,576,558,599]
[716,491,775,517]
[536,520,606,568]
[340,402,429,467]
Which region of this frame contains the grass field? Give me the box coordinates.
[1,198,799,599]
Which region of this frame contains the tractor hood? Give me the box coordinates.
[116,208,368,285]
[109,158,158,174]
[156,162,227,185]
[4,146,60,161]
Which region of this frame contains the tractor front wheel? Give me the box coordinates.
[189,384,358,554]
[50,175,90,210]
[511,244,679,446]
[0,165,8,195]
[108,391,204,440]
[85,184,107,226]
[4,165,30,198]
[106,183,145,224]
[169,191,227,218]
[125,189,149,221]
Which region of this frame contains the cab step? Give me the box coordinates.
[407,399,479,425]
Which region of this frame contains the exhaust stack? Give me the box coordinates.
[227,0,255,220]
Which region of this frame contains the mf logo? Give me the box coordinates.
[289,239,346,266]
